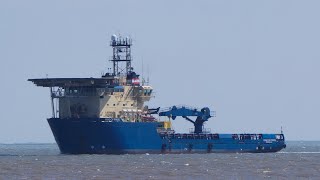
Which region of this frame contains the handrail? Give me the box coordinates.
[158,133,285,140]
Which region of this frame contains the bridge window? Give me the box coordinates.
[66,87,97,96]
[143,89,153,96]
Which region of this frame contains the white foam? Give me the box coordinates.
[278,152,320,154]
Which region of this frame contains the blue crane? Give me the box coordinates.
[158,106,213,134]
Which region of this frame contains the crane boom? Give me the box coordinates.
[159,106,213,134]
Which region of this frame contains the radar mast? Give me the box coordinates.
[110,34,132,76]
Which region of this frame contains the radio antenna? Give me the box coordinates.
[142,58,144,85]
[147,64,150,85]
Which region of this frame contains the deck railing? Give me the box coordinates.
[158,133,285,141]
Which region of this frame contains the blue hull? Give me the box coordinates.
[48,118,286,154]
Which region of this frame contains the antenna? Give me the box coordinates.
[110,34,132,76]
[281,126,283,134]
[147,64,150,85]
[142,58,144,86]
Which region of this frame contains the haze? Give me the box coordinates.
[0,0,319,143]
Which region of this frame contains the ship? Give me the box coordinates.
[28,35,286,154]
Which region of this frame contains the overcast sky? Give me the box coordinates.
[1,0,320,143]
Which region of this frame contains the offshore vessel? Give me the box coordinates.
[29,35,286,154]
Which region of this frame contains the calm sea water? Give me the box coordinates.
[0,141,319,180]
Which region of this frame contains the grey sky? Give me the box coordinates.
[1,0,319,143]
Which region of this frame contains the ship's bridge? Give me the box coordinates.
[29,77,154,120]
[141,86,153,96]
[28,35,154,121]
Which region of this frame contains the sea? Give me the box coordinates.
[0,141,319,180]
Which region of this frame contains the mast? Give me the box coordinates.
[110,35,132,76]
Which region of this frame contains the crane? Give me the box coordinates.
[158,106,213,134]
